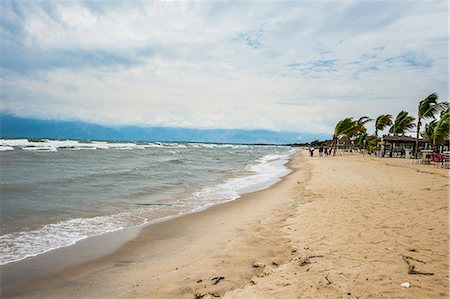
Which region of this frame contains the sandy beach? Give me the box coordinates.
[2,150,448,298]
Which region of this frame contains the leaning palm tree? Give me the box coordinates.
[353,116,373,135]
[433,109,450,145]
[332,117,355,154]
[389,111,415,135]
[333,118,354,138]
[374,114,392,137]
[332,116,372,153]
[414,93,446,155]
[349,116,372,151]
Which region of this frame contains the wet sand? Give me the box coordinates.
[2,150,448,298]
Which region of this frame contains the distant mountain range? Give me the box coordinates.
[0,114,329,144]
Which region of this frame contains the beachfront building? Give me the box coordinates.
[379,135,426,158]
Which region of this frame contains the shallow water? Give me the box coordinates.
[0,139,294,265]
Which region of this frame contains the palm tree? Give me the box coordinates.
[433,109,450,145]
[332,117,354,154]
[353,116,373,135]
[366,135,378,153]
[415,93,440,155]
[356,132,376,152]
[421,120,437,142]
[332,116,372,153]
[389,111,415,135]
[357,134,378,154]
[350,116,372,152]
[374,114,392,137]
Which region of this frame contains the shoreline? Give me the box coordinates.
[2,150,448,298]
[0,150,297,292]
[0,142,292,269]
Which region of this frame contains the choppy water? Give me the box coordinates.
[0,139,294,265]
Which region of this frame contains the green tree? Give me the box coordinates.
[366,135,378,153]
[374,114,392,137]
[352,116,373,136]
[332,117,354,153]
[433,108,450,145]
[415,93,441,154]
[389,111,415,135]
[350,116,373,152]
[332,116,372,153]
[421,120,436,142]
[333,118,354,139]
[358,134,378,153]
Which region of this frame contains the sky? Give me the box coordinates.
[0,0,448,136]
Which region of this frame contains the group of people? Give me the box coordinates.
[308,145,333,157]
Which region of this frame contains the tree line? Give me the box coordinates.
[332,93,449,154]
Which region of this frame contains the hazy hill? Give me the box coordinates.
[0,114,328,144]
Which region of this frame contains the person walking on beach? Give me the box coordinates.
[309,146,315,157]
[319,145,324,157]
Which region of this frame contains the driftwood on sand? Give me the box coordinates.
[402,255,434,275]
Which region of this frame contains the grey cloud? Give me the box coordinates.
[0,1,447,134]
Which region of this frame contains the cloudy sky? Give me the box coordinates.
[0,0,447,135]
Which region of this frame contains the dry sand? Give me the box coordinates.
[2,150,448,298]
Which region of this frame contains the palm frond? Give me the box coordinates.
[390,111,415,135]
[375,114,392,136]
[421,120,436,141]
[357,116,373,126]
[334,117,354,138]
[418,93,439,119]
[433,110,450,145]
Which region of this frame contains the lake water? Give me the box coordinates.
[0,139,294,265]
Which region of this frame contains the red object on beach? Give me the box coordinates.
[431,153,444,167]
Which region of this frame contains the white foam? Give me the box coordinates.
[190,150,293,210]
[196,143,217,148]
[1,139,33,147]
[0,139,154,151]
[66,146,97,150]
[0,144,296,265]
[0,212,148,265]
[187,143,251,149]
[21,146,57,152]
[0,139,268,152]
[0,146,14,151]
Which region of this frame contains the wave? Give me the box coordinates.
[0,212,148,265]
[191,152,292,209]
[0,146,14,151]
[0,148,295,265]
[21,146,57,152]
[163,158,184,164]
[0,139,262,152]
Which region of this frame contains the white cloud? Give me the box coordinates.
[1,0,448,135]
